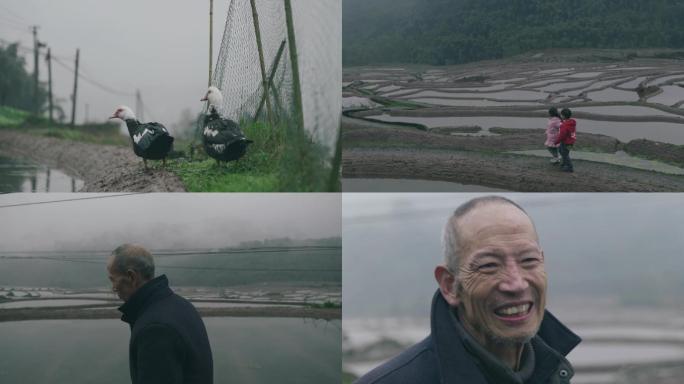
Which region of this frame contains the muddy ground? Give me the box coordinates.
[0,130,186,192]
[342,117,684,192]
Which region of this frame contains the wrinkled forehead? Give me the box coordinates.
[454,202,539,256]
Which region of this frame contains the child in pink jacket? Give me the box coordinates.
[545,107,561,164]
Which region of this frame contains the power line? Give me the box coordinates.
[0,4,31,24]
[0,255,341,272]
[52,56,134,97]
[0,193,143,209]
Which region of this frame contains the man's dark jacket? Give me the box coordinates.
[355,291,581,384]
[118,275,213,384]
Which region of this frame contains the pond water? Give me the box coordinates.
[618,76,648,89]
[441,83,510,92]
[572,105,684,118]
[646,73,684,86]
[370,113,684,144]
[404,89,547,101]
[540,80,593,92]
[0,299,110,309]
[0,317,341,384]
[587,88,639,102]
[0,155,83,192]
[342,178,508,192]
[409,98,541,107]
[376,85,402,93]
[343,97,379,110]
[648,85,684,106]
[568,72,604,79]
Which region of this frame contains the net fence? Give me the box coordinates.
[213,0,340,156]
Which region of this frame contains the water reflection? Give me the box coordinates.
[0,155,83,192]
[0,317,341,384]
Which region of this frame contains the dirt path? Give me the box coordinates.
[0,130,186,192]
[343,147,684,192]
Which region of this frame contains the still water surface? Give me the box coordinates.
[0,155,83,192]
[0,317,340,384]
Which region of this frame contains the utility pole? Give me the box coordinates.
[70,48,80,127]
[46,47,53,124]
[32,26,45,114]
[136,89,144,121]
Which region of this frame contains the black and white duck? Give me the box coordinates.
[200,86,253,166]
[109,105,174,170]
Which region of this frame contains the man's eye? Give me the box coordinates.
[522,258,540,266]
[478,263,498,272]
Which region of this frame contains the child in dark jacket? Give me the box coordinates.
[555,108,576,172]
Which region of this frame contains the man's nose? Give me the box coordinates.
[498,262,528,293]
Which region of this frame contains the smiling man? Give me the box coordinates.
[107,244,213,384]
[355,196,581,384]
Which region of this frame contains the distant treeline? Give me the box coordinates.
[0,237,341,288]
[343,0,684,66]
[0,43,47,111]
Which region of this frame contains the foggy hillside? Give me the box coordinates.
[343,0,684,65]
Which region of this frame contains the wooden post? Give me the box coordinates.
[32,26,39,114]
[46,47,53,124]
[209,0,213,87]
[70,48,79,127]
[255,40,286,120]
[283,0,303,130]
[250,0,274,125]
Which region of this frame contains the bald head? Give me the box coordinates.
[110,244,155,280]
[442,196,538,274]
[107,244,155,302]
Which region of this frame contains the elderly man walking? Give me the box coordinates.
[355,196,581,384]
[107,244,213,384]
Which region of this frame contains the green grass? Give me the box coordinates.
[164,158,279,192]
[0,106,30,126]
[171,117,338,192]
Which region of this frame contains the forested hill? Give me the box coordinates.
[343,0,684,66]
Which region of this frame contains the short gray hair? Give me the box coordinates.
[111,244,155,280]
[442,196,532,276]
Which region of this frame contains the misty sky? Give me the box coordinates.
[0,193,341,252]
[343,193,684,317]
[0,0,341,147]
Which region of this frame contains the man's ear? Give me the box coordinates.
[126,269,140,287]
[434,265,460,307]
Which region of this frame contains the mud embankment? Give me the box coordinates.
[0,130,185,192]
[0,305,341,322]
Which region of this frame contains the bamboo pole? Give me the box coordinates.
[250,0,274,124]
[255,40,286,119]
[283,0,303,130]
[209,0,213,87]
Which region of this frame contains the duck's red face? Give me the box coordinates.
[109,108,124,120]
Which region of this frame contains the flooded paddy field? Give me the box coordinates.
[342,51,684,190]
[0,317,341,384]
